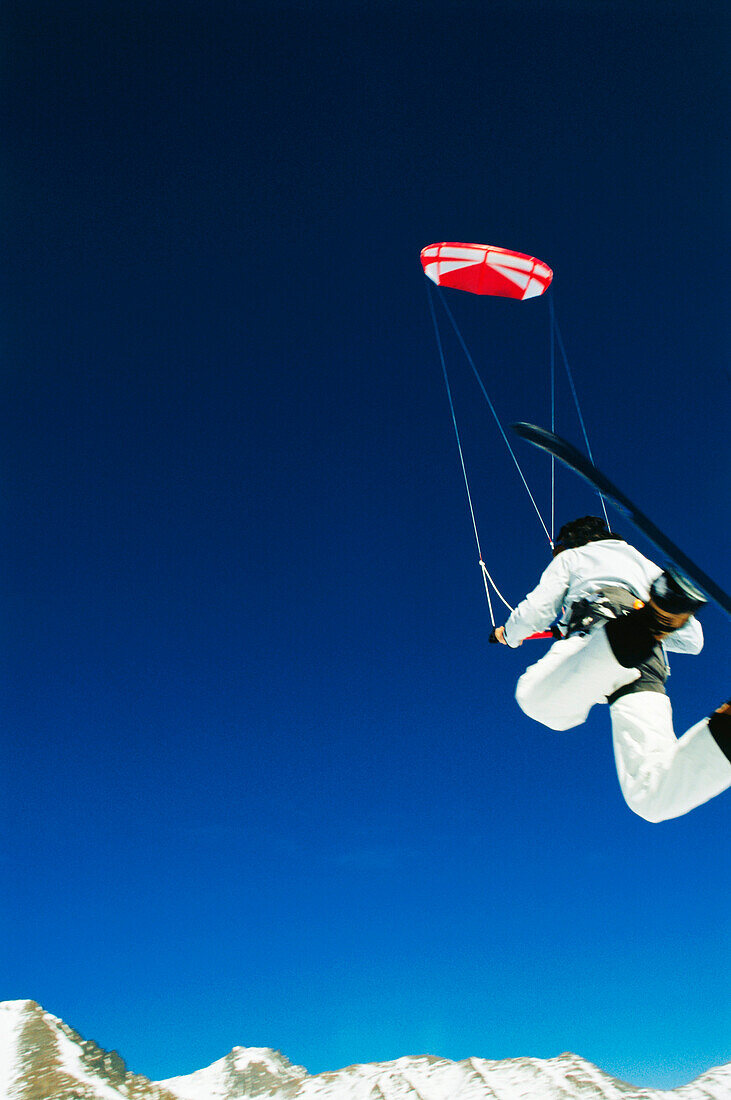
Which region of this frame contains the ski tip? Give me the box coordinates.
[512,421,556,443]
[511,422,588,463]
[511,422,564,450]
[511,421,539,437]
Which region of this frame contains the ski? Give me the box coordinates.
[512,422,731,619]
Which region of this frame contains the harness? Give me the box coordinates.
[564,585,669,702]
[564,585,644,636]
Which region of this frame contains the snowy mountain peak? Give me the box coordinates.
[227,1044,303,1072]
[0,1000,178,1100]
[160,1043,308,1099]
[1,1000,730,1100]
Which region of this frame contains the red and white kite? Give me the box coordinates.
[420,242,553,300]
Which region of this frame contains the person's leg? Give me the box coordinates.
[610,693,731,821]
[516,628,639,731]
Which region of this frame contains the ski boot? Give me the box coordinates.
[647,566,707,638]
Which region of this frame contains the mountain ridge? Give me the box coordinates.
[1,1000,729,1100]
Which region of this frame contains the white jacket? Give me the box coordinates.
[503,539,704,653]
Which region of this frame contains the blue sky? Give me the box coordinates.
[2,0,729,1091]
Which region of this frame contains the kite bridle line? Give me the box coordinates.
[426,281,610,630]
[426,285,504,625]
[435,287,555,547]
[426,283,540,625]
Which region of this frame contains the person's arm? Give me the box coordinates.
[500,555,571,647]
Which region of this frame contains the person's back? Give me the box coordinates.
[555,538,659,614]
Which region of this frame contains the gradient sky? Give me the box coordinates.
[2,1,729,1092]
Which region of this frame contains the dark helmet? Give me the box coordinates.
[552,515,621,556]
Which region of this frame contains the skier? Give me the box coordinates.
[492,516,731,822]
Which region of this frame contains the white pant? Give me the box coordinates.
[515,628,731,822]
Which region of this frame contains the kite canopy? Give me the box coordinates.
[421,242,553,300]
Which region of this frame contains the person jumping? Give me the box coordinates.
[491,515,731,822]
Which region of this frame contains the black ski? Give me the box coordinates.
[512,422,731,619]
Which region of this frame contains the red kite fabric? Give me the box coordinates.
[421,242,553,300]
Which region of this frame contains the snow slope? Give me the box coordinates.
[0,1003,22,1097]
[163,1050,731,1100]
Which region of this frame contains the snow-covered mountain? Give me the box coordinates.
[1,1000,729,1100]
